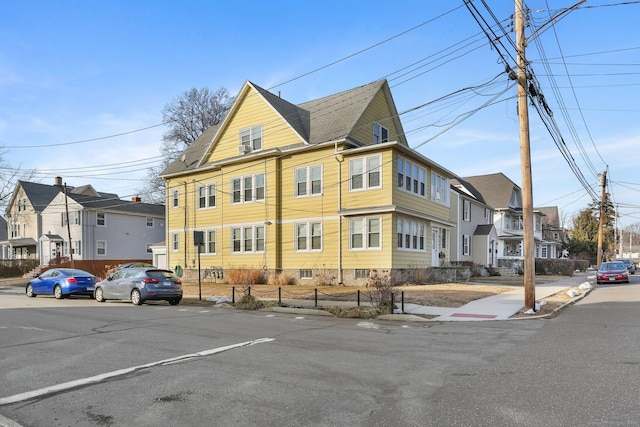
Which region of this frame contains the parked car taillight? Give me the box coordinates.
[66,277,78,284]
[142,278,160,285]
[175,279,182,285]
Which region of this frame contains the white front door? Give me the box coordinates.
[432,228,440,266]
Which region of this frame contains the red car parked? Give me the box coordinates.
[596,262,630,284]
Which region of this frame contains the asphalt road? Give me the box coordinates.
[1,274,639,426]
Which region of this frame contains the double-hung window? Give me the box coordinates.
[198,183,216,209]
[240,125,262,152]
[463,200,471,222]
[171,233,179,251]
[96,240,107,256]
[97,212,106,227]
[206,230,216,254]
[350,217,381,250]
[172,189,179,208]
[295,222,322,251]
[397,218,426,251]
[463,235,471,256]
[373,123,389,144]
[350,155,381,191]
[231,225,265,253]
[295,165,322,197]
[431,172,449,206]
[231,174,265,204]
[397,157,426,197]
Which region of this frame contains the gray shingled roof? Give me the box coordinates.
[474,224,494,236]
[68,193,164,216]
[451,178,488,204]
[161,125,220,176]
[162,79,395,177]
[298,79,387,144]
[460,173,520,210]
[17,181,65,213]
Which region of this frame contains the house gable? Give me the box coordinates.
[199,81,308,166]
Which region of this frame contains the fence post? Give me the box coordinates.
[314,288,318,308]
[357,289,360,306]
[401,291,405,314]
[278,287,281,305]
[390,292,395,314]
[248,286,251,296]
[232,286,235,304]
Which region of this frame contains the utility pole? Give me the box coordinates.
[596,170,607,267]
[515,0,535,311]
[63,183,74,268]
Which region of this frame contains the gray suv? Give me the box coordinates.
[617,259,636,274]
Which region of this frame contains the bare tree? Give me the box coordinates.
[137,87,234,203]
[0,149,37,213]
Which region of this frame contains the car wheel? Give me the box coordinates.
[168,298,181,305]
[26,284,36,298]
[131,289,143,305]
[54,285,64,299]
[95,287,105,303]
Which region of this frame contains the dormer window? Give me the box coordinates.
[240,125,262,153]
[373,123,389,144]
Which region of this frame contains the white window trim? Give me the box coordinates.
[172,189,180,208]
[350,216,382,251]
[295,165,323,197]
[373,122,389,144]
[239,125,263,152]
[171,233,179,252]
[463,235,471,256]
[463,200,471,222]
[397,218,426,252]
[431,172,450,207]
[197,183,217,209]
[205,229,217,254]
[146,217,154,227]
[96,212,106,227]
[397,157,426,198]
[231,225,265,253]
[349,155,382,192]
[231,174,265,204]
[295,221,323,252]
[96,240,107,256]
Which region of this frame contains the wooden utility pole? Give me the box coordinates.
[515,0,536,311]
[63,183,74,268]
[596,170,607,267]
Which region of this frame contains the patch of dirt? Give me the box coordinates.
[178,278,585,318]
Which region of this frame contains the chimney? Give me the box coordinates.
[132,196,141,202]
[54,176,63,187]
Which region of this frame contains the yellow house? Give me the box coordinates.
[161,80,457,285]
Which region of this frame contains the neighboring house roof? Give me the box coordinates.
[474,224,495,236]
[7,180,121,215]
[460,173,520,210]
[161,79,408,178]
[450,178,488,205]
[13,181,65,213]
[161,124,221,176]
[67,193,165,216]
[536,206,560,227]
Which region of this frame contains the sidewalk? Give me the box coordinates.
[402,274,590,321]
[261,273,592,322]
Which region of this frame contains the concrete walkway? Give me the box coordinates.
[400,274,592,321]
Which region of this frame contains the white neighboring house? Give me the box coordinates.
[40,192,165,264]
[460,173,544,268]
[450,179,497,267]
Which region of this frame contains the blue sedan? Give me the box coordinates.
[26,268,98,299]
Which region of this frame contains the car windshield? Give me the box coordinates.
[601,262,625,271]
[619,260,631,265]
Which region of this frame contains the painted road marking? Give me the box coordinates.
[0,338,274,406]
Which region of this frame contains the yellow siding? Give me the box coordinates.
[350,90,400,145]
[204,85,303,163]
[164,82,456,282]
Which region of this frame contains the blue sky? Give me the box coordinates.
[1,1,639,227]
